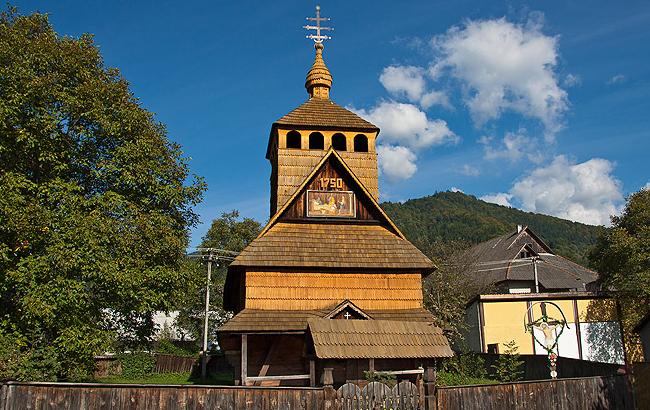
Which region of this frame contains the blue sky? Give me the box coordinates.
[15,1,650,247]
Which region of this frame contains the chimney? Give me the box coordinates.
[517,225,523,233]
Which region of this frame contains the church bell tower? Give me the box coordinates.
[265,7,380,216]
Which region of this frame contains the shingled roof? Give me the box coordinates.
[463,226,598,291]
[308,319,453,359]
[230,222,434,270]
[219,307,437,333]
[274,98,378,131]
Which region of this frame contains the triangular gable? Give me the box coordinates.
[506,226,553,254]
[325,300,371,320]
[257,148,406,240]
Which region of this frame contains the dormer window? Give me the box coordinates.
[286,131,301,149]
[309,132,324,150]
[519,244,536,259]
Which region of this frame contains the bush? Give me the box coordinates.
[436,371,497,386]
[117,352,155,379]
[441,351,488,379]
[156,339,197,357]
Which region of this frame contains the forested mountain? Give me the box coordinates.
[381,191,605,265]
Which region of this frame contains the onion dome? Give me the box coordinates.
[305,43,332,99]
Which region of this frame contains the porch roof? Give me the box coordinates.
[307,318,453,359]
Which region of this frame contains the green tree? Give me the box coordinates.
[491,340,524,382]
[0,8,205,380]
[590,188,650,362]
[174,211,262,344]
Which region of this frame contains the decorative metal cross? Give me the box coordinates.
[343,311,352,320]
[304,5,333,44]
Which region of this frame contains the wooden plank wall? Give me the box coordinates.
[0,383,332,410]
[437,375,635,410]
[246,271,423,310]
[477,353,622,381]
[632,362,650,409]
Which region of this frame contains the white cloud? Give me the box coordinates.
[420,90,451,109]
[431,17,568,140]
[379,66,451,109]
[480,193,513,207]
[607,74,626,85]
[563,74,581,87]
[509,156,623,225]
[379,66,426,102]
[354,101,458,150]
[450,187,464,193]
[642,182,650,191]
[480,129,543,163]
[460,164,480,177]
[377,145,417,181]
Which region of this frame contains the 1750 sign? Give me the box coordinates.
[318,177,344,190]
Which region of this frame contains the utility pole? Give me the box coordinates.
[201,251,216,380]
[533,256,540,293]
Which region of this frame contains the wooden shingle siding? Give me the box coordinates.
[275,148,378,210]
[245,272,423,310]
[274,98,378,131]
[308,319,454,359]
[232,223,433,270]
[219,307,437,333]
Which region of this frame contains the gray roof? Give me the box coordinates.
[462,227,598,291]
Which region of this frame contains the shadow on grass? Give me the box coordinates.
[94,371,234,386]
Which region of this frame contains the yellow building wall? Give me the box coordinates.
[482,301,534,354]
[576,299,617,322]
[530,299,576,323]
[481,297,620,354]
[245,271,423,310]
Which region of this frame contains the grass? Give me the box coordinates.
[95,371,234,386]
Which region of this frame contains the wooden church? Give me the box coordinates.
[218,15,452,386]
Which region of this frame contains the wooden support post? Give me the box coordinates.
[309,359,316,387]
[369,358,375,373]
[241,334,248,386]
[322,367,334,387]
[424,366,437,410]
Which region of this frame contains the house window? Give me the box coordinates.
[354,134,368,152]
[487,343,500,354]
[519,244,535,259]
[332,133,346,151]
[286,131,301,149]
[309,132,324,150]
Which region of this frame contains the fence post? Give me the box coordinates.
[322,369,337,410]
[424,366,437,410]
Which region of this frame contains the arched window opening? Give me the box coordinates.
[309,132,324,150]
[286,131,301,149]
[354,134,368,152]
[332,133,347,151]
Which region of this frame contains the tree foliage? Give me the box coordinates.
[0,8,205,380]
[382,191,604,264]
[590,188,650,362]
[174,211,262,345]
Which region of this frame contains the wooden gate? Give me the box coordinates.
[336,381,421,409]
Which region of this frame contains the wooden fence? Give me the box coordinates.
[0,375,635,409]
[437,375,634,410]
[154,355,196,374]
[477,353,622,380]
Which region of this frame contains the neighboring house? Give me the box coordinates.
[634,312,650,362]
[217,41,452,387]
[463,226,625,364]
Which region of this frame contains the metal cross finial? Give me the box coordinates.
[304,5,333,44]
